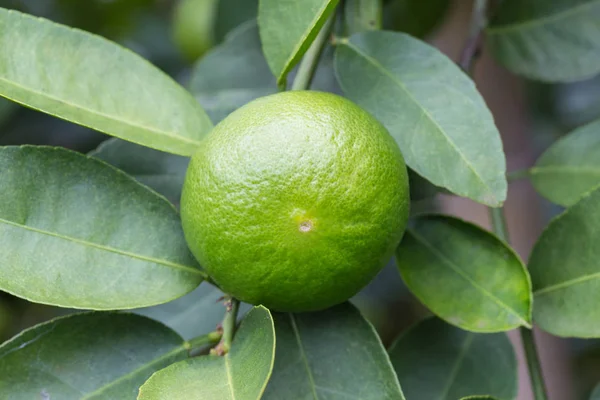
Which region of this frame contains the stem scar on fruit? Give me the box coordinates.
[299,220,313,232]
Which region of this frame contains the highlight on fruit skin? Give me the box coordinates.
[181,90,410,312]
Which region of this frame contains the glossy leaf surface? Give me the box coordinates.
[0,313,189,399]
[263,302,405,399]
[0,146,203,309]
[396,215,531,332]
[0,8,212,155]
[530,186,600,337]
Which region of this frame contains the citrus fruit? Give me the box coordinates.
[181,91,409,312]
[172,0,217,62]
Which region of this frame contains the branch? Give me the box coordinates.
[459,0,489,74]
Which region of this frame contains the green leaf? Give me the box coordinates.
[395,215,532,332]
[0,146,203,310]
[214,0,259,42]
[0,312,190,399]
[190,21,276,124]
[258,0,339,87]
[335,31,507,207]
[530,119,600,207]
[0,8,212,155]
[90,138,189,205]
[135,283,252,341]
[138,306,275,400]
[389,317,517,400]
[263,302,405,400]
[460,397,501,400]
[591,384,600,400]
[344,0,382,34]
[384,0,450,38]
[529,185,600,337]
[486,0,600,83]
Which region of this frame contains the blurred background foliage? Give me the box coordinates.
[0,1,599,398]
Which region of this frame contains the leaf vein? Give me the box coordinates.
[486,0,600,34]
[289,313,319,400]
[0,216,205,277]
[408,229,530,327]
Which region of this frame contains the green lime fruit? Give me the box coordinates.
[172,0,218,62]
[181,91,409,312]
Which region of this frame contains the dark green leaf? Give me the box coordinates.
[90,138,189,205]
[138,306,275,400]
[335,31,507,207]
[0,146,203,310]
[384,0,450,38]
[396,215,532,332]
[263,302,405,400]
[345,0,382,34]
[530,119,600,207]
[0,312,189,399]
[190,21,276,124]
[529,186,600,337]
[487,0,600,82]
[460,397,501,400]
[135,283,252,341]
[214,0,258,42]
[258,0,339,87]
[389,317,517,400]
[591,383,600,400]
[135,283,225,341]
[0,8,212,155]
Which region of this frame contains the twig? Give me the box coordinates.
[291,14,336,91]
[186,331,222,352]
[459,0,488,74]
[211,296,240,356]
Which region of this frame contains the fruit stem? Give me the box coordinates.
[291,14,336,91]
[211,296,240,356]
[186,330,222,352]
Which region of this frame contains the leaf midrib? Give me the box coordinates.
[438,333,474,400]
[289,313,319,400]
[0,75,202,146]
[341,41,498,203]
[408,229,530,327]
[0,216,204,276]
[224,354,236,400]
[487,0,600,34]
[530,165,600,176]
[534,271,600,296]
